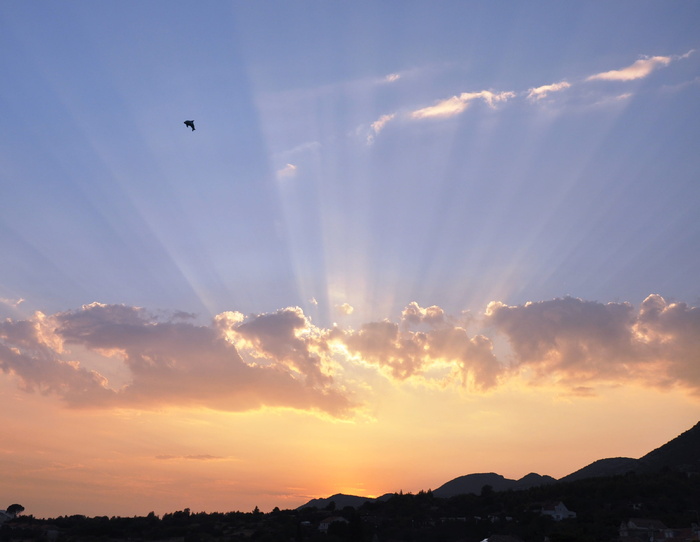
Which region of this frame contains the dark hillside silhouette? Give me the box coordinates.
[434,472,556,498]
[562,420,700,482]
[300,420,700,508]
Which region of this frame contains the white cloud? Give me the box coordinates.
[526,81,571,101]
[367,113,396,144]
[411,90,515,119]
[0,297,25,308]
[384,73,401,83]
[586,55,673,82]
[276,163,298,179]
[336,303,354,315]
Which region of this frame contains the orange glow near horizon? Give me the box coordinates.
[2,372,697,518]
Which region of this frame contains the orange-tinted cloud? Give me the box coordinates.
[2,296,699,418]
[586,55,673,82]
[1,303,353,417]
[486,295,700,393]
[411,90,515,119]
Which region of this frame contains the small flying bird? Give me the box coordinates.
[184,120,195,131]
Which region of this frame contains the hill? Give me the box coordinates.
[433,472,556,498]
[561,421,700,482]
[298,420,700,508]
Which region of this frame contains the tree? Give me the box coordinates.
[6,505,24,518]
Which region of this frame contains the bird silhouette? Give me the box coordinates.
[184,120,195,131]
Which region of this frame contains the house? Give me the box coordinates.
[541,502,576,521]
[318,515,349,532]
[619,518,668,538]
[619,519,700,541]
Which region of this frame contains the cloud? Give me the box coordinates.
[485,295,700,393]
[526,81,571,101]
[586,55,674,82]
[0,303,354,417]
[367,113,396,144]
[0,297,24,308]
[336,303,354,315]
[401,302,445,327]
[411,90,515,120]
[336,303,501,389]
[2,296,699,416]
[156,454,226,461]
[384,73,401,83]
[228,307,332,388]
[276,163,298,179]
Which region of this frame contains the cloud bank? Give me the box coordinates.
[1,295,699,419]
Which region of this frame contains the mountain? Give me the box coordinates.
[433,472,556,498]
[561,421,700,482]
[559,457,639,482]
[297,420,700,508]
[298,493,394,510]
[637,420,700,472]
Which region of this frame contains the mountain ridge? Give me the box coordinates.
[297,420,700,509]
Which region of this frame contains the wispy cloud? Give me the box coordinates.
[586,55,675,82]
[367,113,396,144]
[0,297,24,308]
[526,81,571,101]
[276,163,298,179]
[156,454,227,461]
[362,50,692,143]
[411,90,515,119]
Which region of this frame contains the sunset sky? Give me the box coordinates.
[1,2,700,519]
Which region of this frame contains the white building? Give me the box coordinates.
[541,502,576,521]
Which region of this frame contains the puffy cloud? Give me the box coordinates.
[1,303,353,417]
[486,295,700,393]
[411,90,515,119]
[338,304,501,389]
[230,307,332,387]
[586,55,673,82]
[336,303,354,315]
[2,296,699,415]
[0,311,111,404]
[401,302,445,327]
[526,81,571,101]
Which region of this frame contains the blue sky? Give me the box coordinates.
[2,2,698,323]
[1,2,700,517]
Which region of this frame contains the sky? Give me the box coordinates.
[1,1,700,519]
